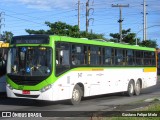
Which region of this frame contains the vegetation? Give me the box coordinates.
[26,21,106,40]
[110,28,138,45]
[89,103,160,120]
[104,103,160,120]
[0,31,13,43]
[25,21,157,48]
[140,40,157,48]
[109,28,157,48]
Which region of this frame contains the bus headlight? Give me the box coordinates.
[7,84,13,90]
[40,84,52,92]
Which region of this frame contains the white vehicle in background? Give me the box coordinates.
[0,42,9,92]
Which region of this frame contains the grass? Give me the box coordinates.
[141,102,160,111]
[109,103,160,120]
[90,103,160,120]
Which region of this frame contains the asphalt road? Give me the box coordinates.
[0,78,160,119]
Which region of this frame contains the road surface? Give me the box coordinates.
[0,79,160,119]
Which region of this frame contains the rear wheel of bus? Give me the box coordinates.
[134,80,141,96]
[126,80,135,96]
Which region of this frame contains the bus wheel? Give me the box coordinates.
[70,85,82,105]
[134,80,141,96]
[126,80,135,96]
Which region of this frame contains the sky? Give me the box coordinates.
[0,0,160,47]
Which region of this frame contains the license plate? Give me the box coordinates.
[22,90,30,95]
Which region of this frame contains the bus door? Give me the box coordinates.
[88,46,101,95]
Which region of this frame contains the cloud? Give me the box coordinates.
[3,0,78,10]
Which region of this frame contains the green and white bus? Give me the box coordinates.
[6,35,157,105]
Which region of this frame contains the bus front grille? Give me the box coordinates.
[7,75,48,86]
[14,93,39,98]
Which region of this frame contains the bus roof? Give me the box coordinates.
[51,35,155,52]
[11,35,155,51]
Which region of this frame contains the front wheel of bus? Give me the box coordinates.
[70,85,82,105]
[134,80,141,96]
[126,80,135,97]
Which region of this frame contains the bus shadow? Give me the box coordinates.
[1,90,156,107]
[0,97,70,107]
[0,92,126,107]
[0,92,7,98]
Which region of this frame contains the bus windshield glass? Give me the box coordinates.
[7,47,52,76]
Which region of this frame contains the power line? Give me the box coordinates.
[0,7,76,23]
[5,14,45,25]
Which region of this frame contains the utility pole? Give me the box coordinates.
[86,0,94,33]
[112,4,129,43]
[0,12,5,41]
[77,0,80,31]
[142,0,147,41]
[86,0,89,32]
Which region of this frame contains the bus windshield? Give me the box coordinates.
[7,46,52,76]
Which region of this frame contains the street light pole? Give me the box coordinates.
[135,25,160,45]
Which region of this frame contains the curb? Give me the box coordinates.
[144,97,160,102]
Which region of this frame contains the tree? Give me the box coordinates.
[26,21,80,37]
[109,28,157,48]
[26,21,105,40]
[140,40,157,48]
[109,28,138,45]
[1,31,13,43]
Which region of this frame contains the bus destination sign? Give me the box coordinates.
[12,35,49,44]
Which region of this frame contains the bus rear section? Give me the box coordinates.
[157,49,160,75]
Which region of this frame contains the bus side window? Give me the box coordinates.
[136,51,143,65]
[84,46,87,65]
[55,43,70,76]
[56,51,59,65]
[116,49,123,65]
[62,50,69,65]
[98,47,102,65]
[151,52,156,66]
[71,44,83,65]
[104,47,112,65]
[56,45,69,66]
[127,49,133,65]
[90,46,101,65]
[111,48,115,65]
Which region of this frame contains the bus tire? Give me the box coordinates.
[126,80,135,97]
[70,84,82,105]
[134,80,141,96]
